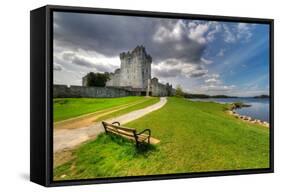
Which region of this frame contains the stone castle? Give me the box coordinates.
[83,45,174,97]
[106,45,151,89]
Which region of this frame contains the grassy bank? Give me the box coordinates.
[54,97,269,180]
[54,96,152,122]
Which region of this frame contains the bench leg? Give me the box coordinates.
[102,122,107,133]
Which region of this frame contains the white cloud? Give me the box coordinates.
[188,23,209,44]
[152,59,208,79]
[206,73,220,79]
[188,68,208,77]
[55,48,120,72]
[155,20,222,45]
[205,78,219,84]
[187,21,222,44]
[201,57,213,65]
[223,23,254,43]
[204,73,222,85]
[53,45,121,85]
[201,72,237,94]
[153,20,185,43]
[202,84,236,92]
[237,23,253,41]
[223,24,236,43]
[206,23,221,42]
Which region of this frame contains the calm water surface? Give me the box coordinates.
[190,98,269,122]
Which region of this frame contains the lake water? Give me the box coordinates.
[190,98,270,122]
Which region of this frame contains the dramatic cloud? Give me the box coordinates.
[53,11,268,96]
[153,20,184,43]
[187,22,209,44]
[188,67,208,77]
[187,21,222,44]
[152,59,208,79]
[54,13,206,64]
[153,68,182,78]
[71,56,93,68]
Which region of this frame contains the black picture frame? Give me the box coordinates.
[30,5,274,187]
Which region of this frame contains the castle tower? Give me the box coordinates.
[119,45,152,89]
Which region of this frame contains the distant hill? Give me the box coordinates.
[184,93,237,99]
[254,94,270,98]
[211,95,238,98]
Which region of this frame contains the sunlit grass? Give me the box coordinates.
[54,97,269,180]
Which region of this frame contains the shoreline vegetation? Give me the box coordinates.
[184,93,269,99]
[54,97,269,180]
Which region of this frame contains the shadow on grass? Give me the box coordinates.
[105,133,157,157]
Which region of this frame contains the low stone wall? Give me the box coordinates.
[53,85,134,98]
[227,110,269,127]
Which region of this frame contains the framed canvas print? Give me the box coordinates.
[30,5,274,187]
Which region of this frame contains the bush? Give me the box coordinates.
[175,85,184,97]
[85,72,110,87]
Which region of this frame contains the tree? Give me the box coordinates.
[86,72,110,87]
[175,84,184,97]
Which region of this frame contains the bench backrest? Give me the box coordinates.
[102,121,137,140]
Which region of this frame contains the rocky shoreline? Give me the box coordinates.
[227,109,269,128]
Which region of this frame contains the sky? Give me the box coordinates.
[53,12,270,97]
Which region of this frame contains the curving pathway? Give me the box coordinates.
[54,97,167,153]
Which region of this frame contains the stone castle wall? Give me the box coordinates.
[106,69,120,87]
[53,85,137,98]
[106,45,151,89]
[151,78,175,97]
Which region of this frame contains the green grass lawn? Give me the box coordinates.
[53,96,152,122]
[94,97,160,122]
[54,97,269,180]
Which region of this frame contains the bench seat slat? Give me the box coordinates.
[107,131,138,142]
[108,128,150,143]
[103,122,136,132]
[102,121,160,146]
[106,127,136,138]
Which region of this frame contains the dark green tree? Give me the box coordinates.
[86,72,110,87]
[175,84,184,97]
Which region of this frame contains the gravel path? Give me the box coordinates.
[54,97,167,153]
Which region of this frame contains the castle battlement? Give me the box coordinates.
[119,45,152,63]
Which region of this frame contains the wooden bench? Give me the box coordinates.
[102,121,160,146]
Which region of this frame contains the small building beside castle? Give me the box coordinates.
[83,45,174,97]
